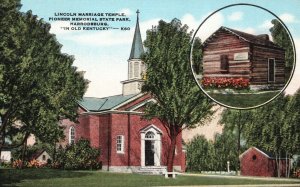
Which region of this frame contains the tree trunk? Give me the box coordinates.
[167,133,177,176]
[275,153,280,177]
[53,142,56,162]
[286,152,288,177]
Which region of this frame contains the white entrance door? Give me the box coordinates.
[140,125,162,167]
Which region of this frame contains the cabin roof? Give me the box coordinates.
[203,26,284,50]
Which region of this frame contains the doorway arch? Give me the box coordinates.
[140,125,162,167]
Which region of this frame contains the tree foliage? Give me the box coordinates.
[187,132,240,172]
[270,19,294,79]
[221,91,300,176]
[142,19,213,172]
[0,0,87,151]
[55,139,101,170]
[220,109,254,170]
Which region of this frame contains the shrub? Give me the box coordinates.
[56,139,101,170]
[0,161,12,168]
[12,159,24,169]
[27,159,47,168]
[201,77,250,90]
[293,168,300,178]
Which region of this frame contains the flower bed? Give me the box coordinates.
[201,77,250,90]
[12,159,47,169]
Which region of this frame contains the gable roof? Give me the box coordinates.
[30,149,49,160]
[239,147,289,160]
[203,26,284,50]
[79,94,139,112]
[129,10,144,60]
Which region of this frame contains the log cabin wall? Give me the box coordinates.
[202,27,285,90]
[251,45,285,86]
[203,30,251,79]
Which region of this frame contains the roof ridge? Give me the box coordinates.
[83,94,124,99]
[203,26,283,50]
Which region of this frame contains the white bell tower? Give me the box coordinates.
[121,10,145,95]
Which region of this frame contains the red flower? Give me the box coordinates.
[201,77,249,90]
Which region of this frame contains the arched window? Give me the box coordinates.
[145,131,155,139]
[69,126,75,144]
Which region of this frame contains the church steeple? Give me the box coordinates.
[121,9,145,96]
[129,9,144,60]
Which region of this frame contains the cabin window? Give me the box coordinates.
[116,135,124,153]
[252,155,257,160]
[268,58,275,82]
[42,155,46,161]
[220,55,229,73]
[69,126,75,144]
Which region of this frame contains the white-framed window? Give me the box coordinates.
[69,126,75,144]
[116,135,124,153]
[268,58,275,82]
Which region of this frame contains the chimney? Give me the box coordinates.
[256,34,269,41]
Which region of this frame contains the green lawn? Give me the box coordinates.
[1,169,300,187]
[209,91,280,108]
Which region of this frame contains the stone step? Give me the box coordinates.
[136,166,167,175]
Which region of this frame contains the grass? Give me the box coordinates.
[1,168,300,187]
[209,91,280,108]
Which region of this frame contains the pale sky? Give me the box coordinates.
[20,0,300,98]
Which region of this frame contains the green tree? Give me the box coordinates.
[220,109,253,171]
[142,19,213,174]
[270,19,294,80]
[186,135,211,172]
[242,95,290,177]
[0,0,87,155]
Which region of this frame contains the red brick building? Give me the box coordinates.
[240,147,289,177]
[60,11,185,173]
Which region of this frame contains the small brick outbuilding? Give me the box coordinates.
[240,147,289,177]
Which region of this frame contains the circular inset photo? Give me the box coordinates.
[190,4,296,109]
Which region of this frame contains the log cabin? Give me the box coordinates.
[202,26,285,90]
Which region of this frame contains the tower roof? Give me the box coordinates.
[129,9,144,60]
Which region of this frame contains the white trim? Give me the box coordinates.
[77,103,89,112]
[239,147,270,159]
[81,110,144,115]
[111,93,145,110]
[141,124,162,167]
[116,135,125,154]
[140,124,163,135]
[268,58,276,82]
[128,98,157,111]
[68,126,75,144]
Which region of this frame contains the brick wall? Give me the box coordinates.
[240,147,289,177]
